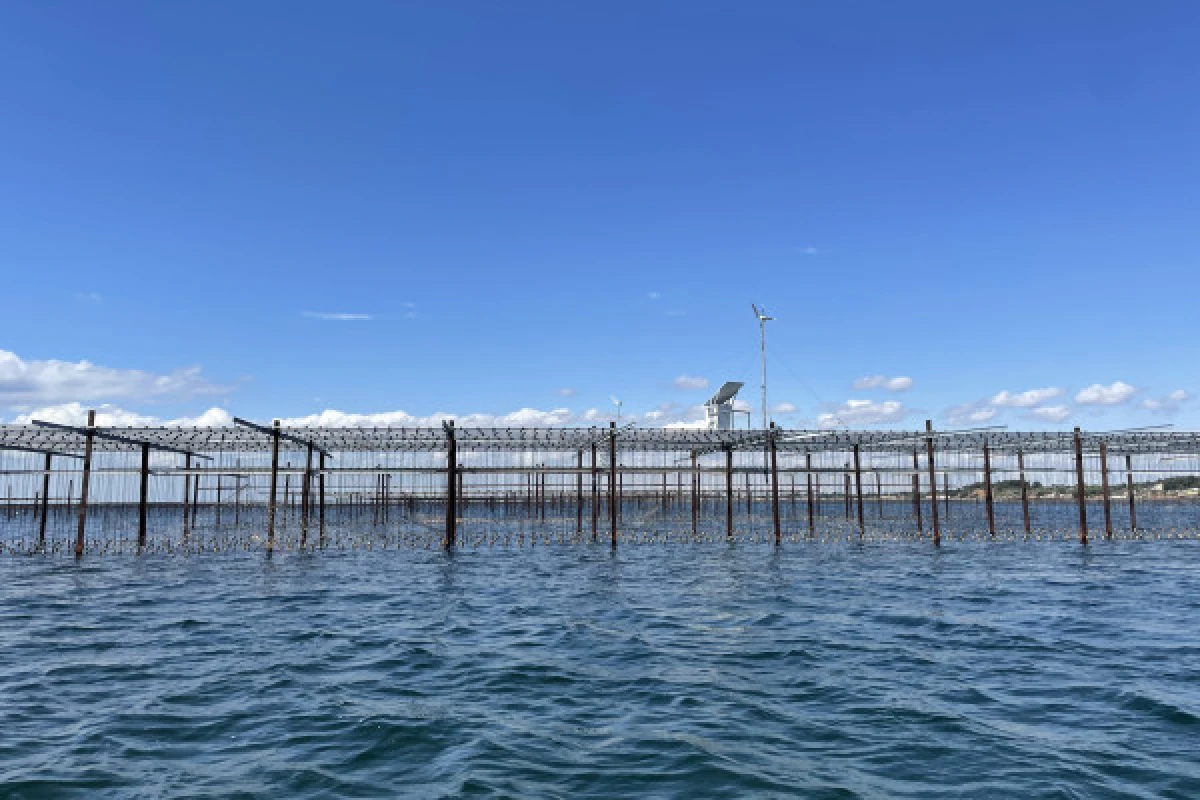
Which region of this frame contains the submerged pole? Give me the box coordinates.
[138,443,150,548]
[925,420,940,546]
[770,423,781,545]
[853,443,865,535]
[725,447,734,539]
[1126,453,1137,531]
[74,409,95,558]
[608,422,617,548]
[806,452,815,534]
[37,452,51,550]
[267,419,280,549]
[1100,441,1112,538]
[1073,426,1088,544]
[982,440,995,537]
[1018,448,1031,534]
[444,420,457,549]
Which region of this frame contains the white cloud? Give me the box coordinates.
[817,399,908,428]
[1075,381,1136,405]
[772,402,798,414]
[14,402,234,427]
[990,387,1063,408]
[944,402,997,426]
[556,387,577,397]
[852,375,913,391]
[303,311,373,321]
[1141,389,1188,415]
[673,375,710,391]
[0,349,228,408]
[1027,405,1070,423]
[647,292,661,300]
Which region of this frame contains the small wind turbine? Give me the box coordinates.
[610,394,623,425]
[751,304,773,432]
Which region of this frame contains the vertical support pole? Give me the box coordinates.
[1073,426,1088,545]
[1100,441,1112,538]
[943,472,950,518]
[1018,448,1031,534]
[1126,453,1137,531]
[576,449,583,535]
[138,443,150,548]
[300,443,313,547]
[843,468,851,519]
[912,451,923,534]
[724,447,734,539]
[853,443,865,535]
[38,452,51,550]
[591,440,599,542]
[805,452,815,534]
[215,474,223,528]
[875,470,883,518]
[74,409,95,558]
[319,452,326,545]
[608,422,617,549]
[182,453,191,540]
[690,450,699,537]
[191,464,200,528]
[444,420,457,549]
[982,440,995,537]
[925,420,941,546]
[770,423,781,546]
[267,420,280,549]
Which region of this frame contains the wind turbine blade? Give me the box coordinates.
[751,303,760,319]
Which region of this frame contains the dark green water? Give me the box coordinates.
[2,541,1198,798]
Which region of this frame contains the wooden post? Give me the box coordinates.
[982,440,995,537]
[591,440,599,542]
[1073,427,1088,544]
[38,452,51,550]
[925,420,941,546]
[725,447,734,539]
[806,452,815,533]
[182,453,191,540]
[853,444,865,535]
[770,423,781,545]
[444,420,457,549]
[267,420,280,548]
[608,422,617,548]
[138,443,150,548]
[318,452,326,544]
[1018,448,1031,534]
[690,449,699,537]
[1126,453,1137,531]
[1099,442,1112,538]
[74,409,95,558]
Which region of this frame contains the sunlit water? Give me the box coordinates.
[2,540,1198,797]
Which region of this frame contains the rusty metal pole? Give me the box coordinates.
[853,444,865,535]
[138,443,150,548]
[38,452,51,550]
[74,409,95,558]
[806,452,815,534]
[725,447,734,539]
[267,420,280,549]
[608,422,617,549]
[591,440,599,542]
[1073,426,1088,545]
[1099,441,1113,538]
[770,423,781,545]
[982,440,995,537]
[1126,453,1137,531]
[1018,448,1031,534]
[444,420,457,549]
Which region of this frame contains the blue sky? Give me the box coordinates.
[1,1,1197,430]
